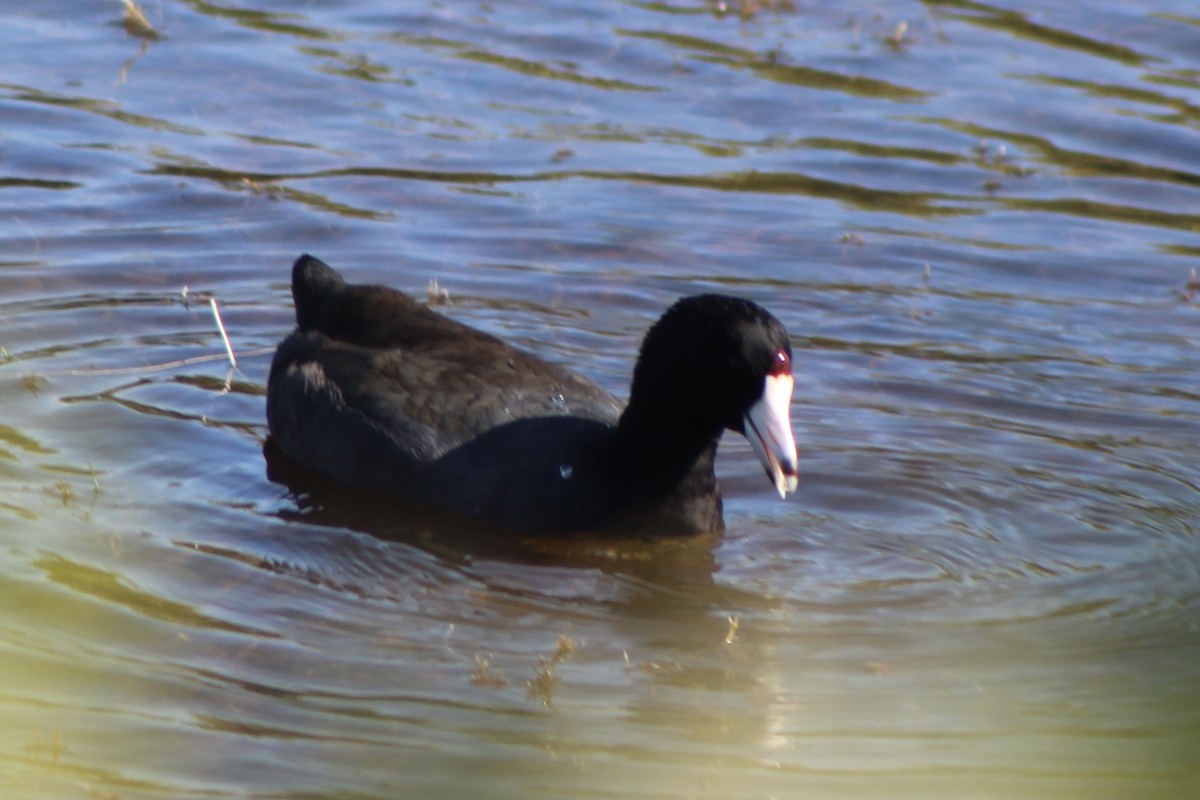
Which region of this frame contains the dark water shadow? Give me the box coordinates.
[261,438,791,741]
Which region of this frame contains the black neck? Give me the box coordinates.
[594,407,725,534]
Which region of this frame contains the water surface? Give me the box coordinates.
[1,1,1198,798]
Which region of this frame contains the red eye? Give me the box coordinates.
[771,349,792,375]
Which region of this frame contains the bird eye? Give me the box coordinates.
[771,349,791,375]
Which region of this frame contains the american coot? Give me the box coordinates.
[267,255,798,536]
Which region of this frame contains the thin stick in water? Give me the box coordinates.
[209,297,237,369]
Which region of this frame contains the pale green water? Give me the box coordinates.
[1,1,1198,798]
